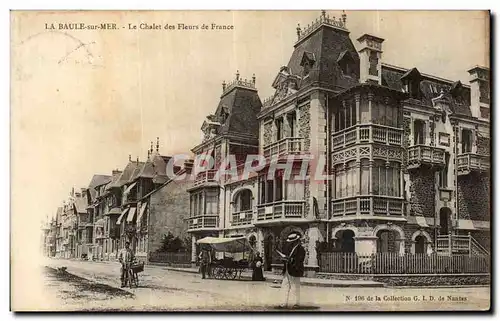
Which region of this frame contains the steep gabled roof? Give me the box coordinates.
[87,174,111,201]
[213,86,261,139]
[115,161,143,186]
[285,25,360,91]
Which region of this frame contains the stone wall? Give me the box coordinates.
[457,174,490,221]
[374,274,490,286]
[147,179,191,255]
[299,104,311,151]
[408,168,436,217]
[402,116,412,173]
[476,136,490,156]
[263,122,272,147]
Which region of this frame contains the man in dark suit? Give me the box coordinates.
[280,232,305,308]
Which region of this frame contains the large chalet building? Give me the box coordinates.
[186,11,490,275]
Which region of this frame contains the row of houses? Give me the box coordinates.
[41,11,490,276]
[41,142,194,263]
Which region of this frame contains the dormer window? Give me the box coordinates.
[300,51,316,78]
[450,81,464,104]
[337,50,355,77]
[401,67,422,99]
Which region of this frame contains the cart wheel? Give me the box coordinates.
[133,272,138,287]
[214,266,223,279]
[228,268,238,279]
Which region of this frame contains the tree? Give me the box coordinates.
[157,232,187,253]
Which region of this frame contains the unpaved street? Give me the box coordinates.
[41,259,490,311]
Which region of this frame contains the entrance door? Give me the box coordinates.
[415,235,426,254]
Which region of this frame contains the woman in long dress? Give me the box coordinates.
[252,251,265,281]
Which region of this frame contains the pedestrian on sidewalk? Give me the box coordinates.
[118,241,134,287]
[251,251,265,281]
[199,247,211,279]
[280,233,305,309]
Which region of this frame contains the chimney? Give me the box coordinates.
[80,188,86,194]
[357,34,384,84]
[112,169,121,176]
[467,66,490,120]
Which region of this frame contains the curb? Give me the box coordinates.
[162,266,384,288]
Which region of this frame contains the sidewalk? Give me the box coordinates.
[49,258,383,288]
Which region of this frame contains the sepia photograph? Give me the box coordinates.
[10,9,491,312]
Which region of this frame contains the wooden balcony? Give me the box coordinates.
[263,137,305,159]
[331,196,405,219]
[256,200,306,224]
[187,215,219,231]
[407,145,446,170]
[192,170,219,188]
[231,210,253,226]
[457,153,490,175]
[331,124,403,150]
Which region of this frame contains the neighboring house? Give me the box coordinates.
[73,188,89,259]
[85,174,112,260]
[187,70,262,262]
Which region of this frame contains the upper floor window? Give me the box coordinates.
[401,68,422,100]
[372,102,399,127]
[337,50,355,77]
[275,118,283,141]
[413,119,426,145]
[287,112,297,137]
[300,51,315,78]
[461,129,473,153]
[234,189,252,212]
[372,161,401,197]
[334,100,356,132]
[480,107,490,119]
[205,190,219,215]
[439,153,450,188]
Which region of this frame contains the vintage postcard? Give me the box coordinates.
[10,10,491,312]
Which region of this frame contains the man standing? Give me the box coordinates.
[280,233,305,308]
[118,241,134,287]
[199,247,211,279]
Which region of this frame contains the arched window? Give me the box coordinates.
[235,189,252,212]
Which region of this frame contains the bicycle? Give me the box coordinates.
[123,261,143,288]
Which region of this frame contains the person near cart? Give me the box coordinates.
[251,251,265,281]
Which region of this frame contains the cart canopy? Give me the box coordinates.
[196,236,252,253]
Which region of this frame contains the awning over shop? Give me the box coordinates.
[116,208,128,225]
[137,202,147,223]
[126,207,137,223]
[124,182,137,195]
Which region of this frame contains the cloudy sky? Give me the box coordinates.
[11,10,488,248]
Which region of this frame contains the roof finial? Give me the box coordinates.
[321,10,326,18]
[252,74,256,85]
[150,141,153,154]
[342,10,347,26]
[222,80,226,91]
[129,154,131,162]
[136,156,139,164]
[296,23,301,40]
[236,70,240,80]
[156,137,159,152]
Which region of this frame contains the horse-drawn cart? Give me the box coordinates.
[196,236,254,280]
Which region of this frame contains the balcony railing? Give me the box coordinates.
[408,145,446,169]
[193,170,218,187]
[256,200,306,222]
[231,210,253,226]
[457,153,490,175]
[263,137,304,158]
[332,124,403,150]
[331,196,404,218]
[187,215,219,230]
